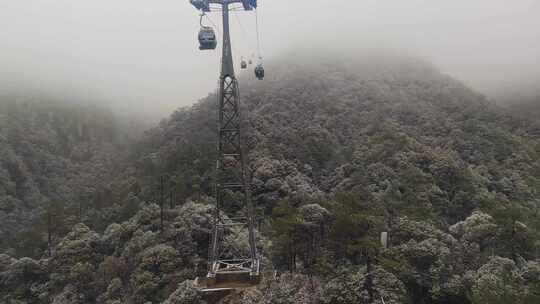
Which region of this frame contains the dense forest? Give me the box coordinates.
[505,94,540,130]
[1,55,540,304]
[0,96,134,257]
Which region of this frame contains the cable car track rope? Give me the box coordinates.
[203,13,221,35]
[255,9,262,60]
[202,11,246,69]
[233,9,251,49]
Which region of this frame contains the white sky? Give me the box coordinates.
[1,0,539,119]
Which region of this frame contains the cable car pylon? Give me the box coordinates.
[189,0,261,290]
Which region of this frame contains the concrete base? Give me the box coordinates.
[195,272,261,290]
[195,275,261,304]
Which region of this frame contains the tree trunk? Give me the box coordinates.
[47,211,52,257]
[160,176,164,231]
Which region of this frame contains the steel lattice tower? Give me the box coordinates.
[190,0,260,283]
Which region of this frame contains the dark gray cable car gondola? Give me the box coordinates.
[198,26,217,50]
[197,12,216,50]
[241,58,247,69]
[255,64,264,80]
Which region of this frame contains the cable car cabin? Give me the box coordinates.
[255,65,264,80]
[241,60,247,69]
[198,27,217,50]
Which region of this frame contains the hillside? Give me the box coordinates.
[497,91,540,133]
[143,55,540,224]
[507,96,540,125]
[1,55,540,304]
[0,95,127,256]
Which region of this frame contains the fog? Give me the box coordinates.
[1,0,539,120]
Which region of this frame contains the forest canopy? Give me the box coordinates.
[1,55,540,303]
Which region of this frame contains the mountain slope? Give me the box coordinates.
[1,55,540,304]
[0,96,126,255]
[142,55,540,223]
[133,55,540,303]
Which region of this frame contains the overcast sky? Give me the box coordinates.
[1,0,539,120]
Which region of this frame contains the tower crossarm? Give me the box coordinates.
[192,0,256,12]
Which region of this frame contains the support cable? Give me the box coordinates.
[233,10,250,46]
[233,10,249,49]
[255,9,262,61]
[206,12,244,65]
[233,9,255,64]
[204,13,221,36]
